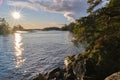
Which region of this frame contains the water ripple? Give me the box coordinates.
[0,31,84,80]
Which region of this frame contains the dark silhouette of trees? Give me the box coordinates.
[0,18,11,35]
[13,24,24,31]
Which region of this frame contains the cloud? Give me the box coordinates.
[8,0,88,22]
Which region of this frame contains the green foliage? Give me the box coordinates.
[87,0,102,12]
[61,22,76,32]
[65,55,75,69]
[0,23,11,35]
[13,24,24,31]
[108,0,120,7]
[66,0,120,79]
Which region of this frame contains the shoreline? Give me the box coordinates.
[32,52,120,80]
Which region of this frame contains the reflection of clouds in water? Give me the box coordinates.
[14,33,25,68]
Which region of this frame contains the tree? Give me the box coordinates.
[67,0,120,79]
[13,24,24,31]
[0,19,11,35]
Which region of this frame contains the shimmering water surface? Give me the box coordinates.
[0,31,83,80]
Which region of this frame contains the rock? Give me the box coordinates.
[32,73,46,80]
[64,67,76,80]
[73,59,86,80]
[65,54,98,80]
[45,67,64,80]
[105,72,120,80]
[32,53,120,80]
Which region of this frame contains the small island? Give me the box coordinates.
[42,27,61,31]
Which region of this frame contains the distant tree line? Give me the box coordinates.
[42,27,61,31]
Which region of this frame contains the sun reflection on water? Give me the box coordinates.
[14,33,25,68]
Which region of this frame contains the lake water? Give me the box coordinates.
[0,31,83,80]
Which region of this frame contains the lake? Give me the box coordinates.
[0,31,83,80]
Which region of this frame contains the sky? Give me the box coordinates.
[0,0,108,29]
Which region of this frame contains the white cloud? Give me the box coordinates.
[8,0,88,22]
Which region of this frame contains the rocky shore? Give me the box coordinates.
[32,53,120,80]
